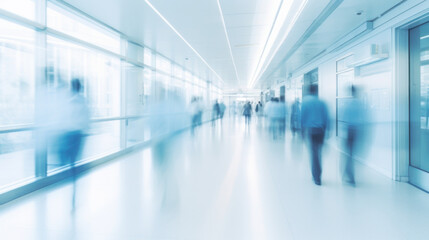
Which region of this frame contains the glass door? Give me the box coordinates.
[409,22,429,188]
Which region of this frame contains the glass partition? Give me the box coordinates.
[0,0,221,194]
[47,2,120,54]
[46,36,121,118]
[0,19,35,126]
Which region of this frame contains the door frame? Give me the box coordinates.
[395,14,429,191]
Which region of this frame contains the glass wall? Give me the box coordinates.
[47,2,120,54]
[0,17,36,187]
[46,36,121,118]
[0,1,221,192]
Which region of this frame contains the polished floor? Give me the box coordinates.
[0,117,428,240]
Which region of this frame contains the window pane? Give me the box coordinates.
[47,36,121,118]
[0,0,35,20]
[0,19,35,125]
[156,72,170,93]
[143,68,153,102]
[156,56,171,73]
[46,120,121,171]
[81,120,121,159]
[0,131,34,188]
[144,48,152,66]
[123,62,144,116]
[47,3,120,54]
[173,64,183,79]
[184,71,192,81]
[125,41,144,64]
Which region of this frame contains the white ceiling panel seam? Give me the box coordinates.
[144,0,225,85]
[217,0,241,85]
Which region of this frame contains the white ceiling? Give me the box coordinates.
[61,0,405,90]
[258,0,404,88]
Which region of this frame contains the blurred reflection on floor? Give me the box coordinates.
[0,116,428,240]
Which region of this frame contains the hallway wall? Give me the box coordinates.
[282,0,429,179]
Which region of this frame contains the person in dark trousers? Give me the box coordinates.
[301,84,329,185]
[243,101,252,126]
[255,101,263,116]
[279,96,287,138]
[290,98,301,136]
[219,101,226,120]
[212,100,220,126]
[190,97,203,135]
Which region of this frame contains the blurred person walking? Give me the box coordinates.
[290,98,301,136]
[341,85,367,185]
[255,101,263,117]
[229,101,237,116]
[55,78,90,210]
[56,78,90,168]
[212,100,220,126]
[278,97,287,138]
[301,85,329,185]
[190,97,203,135]
[265,98,286,140]
[265,98,276,138]
[219,101,226,120]
[243,101,252,126]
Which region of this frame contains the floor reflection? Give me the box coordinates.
[0,117,428,240]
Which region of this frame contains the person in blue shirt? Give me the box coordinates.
[243,101,252,126]
[301,84,329,185]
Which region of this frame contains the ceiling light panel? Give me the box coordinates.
[220,0,282,87]
[249,0,304,88]
[145,0,237,86]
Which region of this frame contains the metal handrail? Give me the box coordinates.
[0,109,214,134]
[0,116,144,134]
[0,124,34,134]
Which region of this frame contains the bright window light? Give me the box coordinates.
[144,48,152,66]
[0,0,35,20]
[47,3,120,54]
[156,55,171,73]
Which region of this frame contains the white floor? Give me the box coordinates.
[0,117,428,240]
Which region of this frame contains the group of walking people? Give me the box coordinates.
[241,84,366,186]
[301,84,366,186]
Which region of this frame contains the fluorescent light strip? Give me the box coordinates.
[249,0,308,88]
[144,0,225,84]
[253,0,308,86]
[248,0,285,88]
[216,0,241,85]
